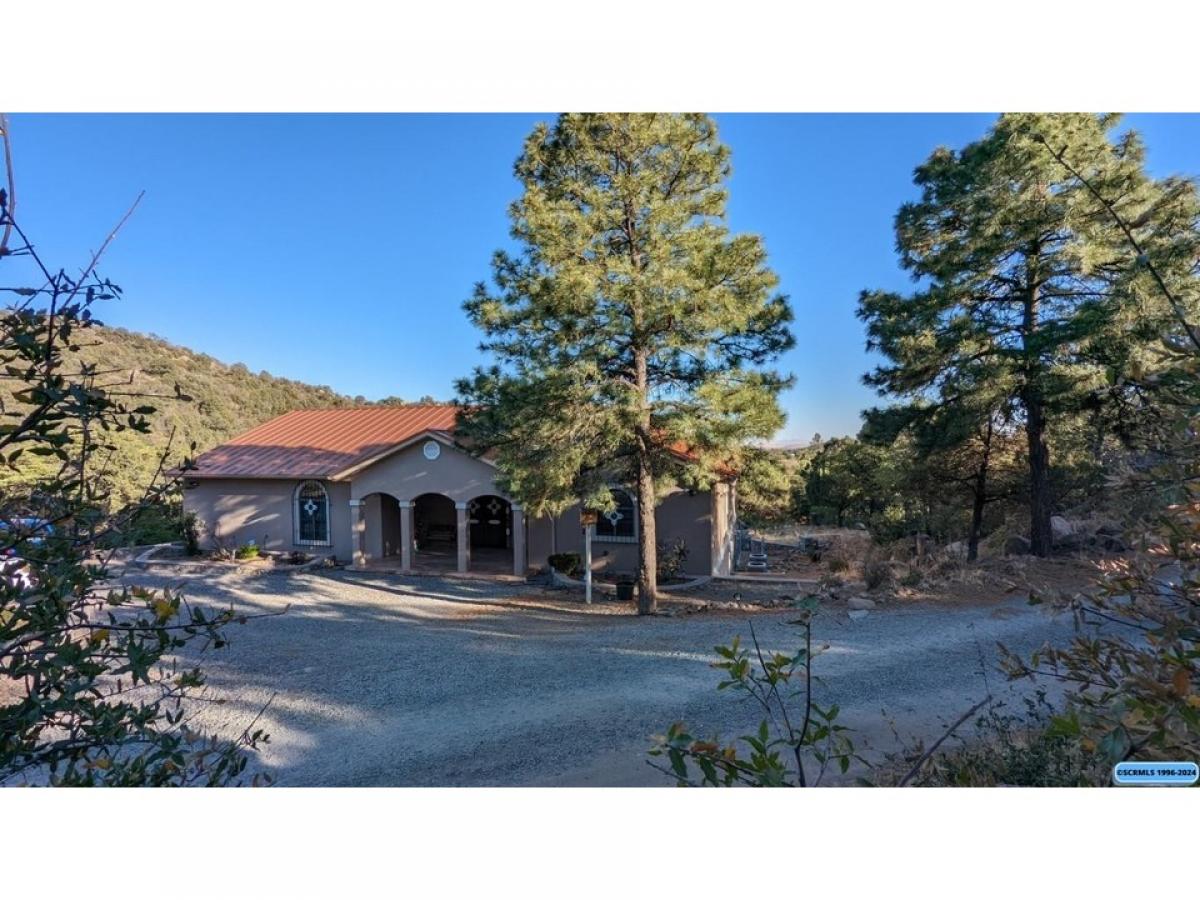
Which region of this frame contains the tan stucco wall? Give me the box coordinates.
[380,495,403,557]
[182,478,353,562]
[349,439,502,503]
[710,480,737,576]
[526,486,724,578]
[183,440,735,577]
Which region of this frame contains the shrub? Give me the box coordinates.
[999,483,1200,771]
[656,538,689,580]
[0,172,269,786]
[891,693,1098,787]
[649,598,864,786]
[548,552,582,576]
[96,497,187,549]
[234,541,260,560]
[182,511,203,556]
[825,554,848,574]
[863,557,892,591]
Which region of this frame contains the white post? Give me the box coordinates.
[584,522,593,605]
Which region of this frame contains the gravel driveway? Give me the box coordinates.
[127,568,1083,786]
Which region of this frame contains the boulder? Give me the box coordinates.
[1050,515,1076,541]
[1098,534,1130,553]
[848,609,870,621]
[1004,535,1031,556]
[847,595,876,611]
[1054,532,1089,553]
[945,540,968,560]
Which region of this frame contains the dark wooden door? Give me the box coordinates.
[469,496,510,548]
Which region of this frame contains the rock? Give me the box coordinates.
[1050,515,1075,540]
[1095,523,1123,538]
[1004,535,1031,556]
[847,595,876,611]
[945,541,967,559]
[848,609,869,621]
[1054,533,1089,553]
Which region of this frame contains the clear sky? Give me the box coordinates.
[7,113,1200,441]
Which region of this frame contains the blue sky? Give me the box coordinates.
[7,113,1200,441]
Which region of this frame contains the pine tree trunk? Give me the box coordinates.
[1025,394,1053,557]
[967,485,985,563]
[1022,265,1053,558]
[967,419,993,563]
[635,440,657,615]
[633,348,658,615]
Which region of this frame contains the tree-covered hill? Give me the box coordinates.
[0,324,357,507]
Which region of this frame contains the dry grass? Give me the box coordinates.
[883,555,1103,606]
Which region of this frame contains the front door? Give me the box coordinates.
[469,495,510,548]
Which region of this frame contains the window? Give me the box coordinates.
[295,480,330,545]
[594,488,636,543]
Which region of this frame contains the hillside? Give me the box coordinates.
[0,324,358,506]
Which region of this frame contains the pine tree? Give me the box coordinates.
[456,114,794,612]
[859,114,1199,556]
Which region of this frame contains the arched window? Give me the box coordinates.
[594,487,637,543]
[295,481,330,545]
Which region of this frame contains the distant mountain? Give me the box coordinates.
[1,324,362,506]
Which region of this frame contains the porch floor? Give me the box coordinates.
[360,544,518,578]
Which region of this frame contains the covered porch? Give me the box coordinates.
[349,491,527,576]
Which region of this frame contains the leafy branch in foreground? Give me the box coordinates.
[999,488,1200,769]
[0,121,274,786]
[649,598,865,786]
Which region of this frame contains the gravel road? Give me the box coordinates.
[127,568,1083,786]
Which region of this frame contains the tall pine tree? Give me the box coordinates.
[859,113,1198,556]
[456,114,793,612]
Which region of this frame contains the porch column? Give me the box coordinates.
[398,500,413,572]
[511,504,526,577]
[455,501,470,573]
[349,499,366,569]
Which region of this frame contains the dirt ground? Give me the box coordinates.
[732,525,1108,609]
[88,566,1084,786]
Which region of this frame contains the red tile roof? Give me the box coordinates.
[185,405,460,479]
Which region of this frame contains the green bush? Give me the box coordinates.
[96,497,187,549]
[182,511,203,556]
[649,599,864,786]
[548,552,582,576]
[894,694,1098,787]
[234,542,260,560]
[656,538,689,580]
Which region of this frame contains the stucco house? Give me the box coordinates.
[181,404,737,577]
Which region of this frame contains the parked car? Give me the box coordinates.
[0,516,55,546]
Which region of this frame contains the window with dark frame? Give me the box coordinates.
[296,480,330,545]
[594,487,636,542]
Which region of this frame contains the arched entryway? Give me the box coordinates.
[359,492,404,564]
[413,492,456,568]
[351,490,527,576]
[467,494,513,574]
